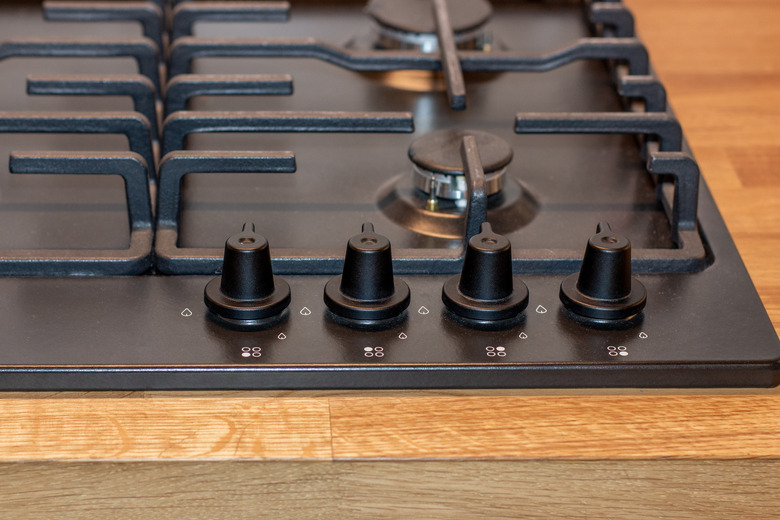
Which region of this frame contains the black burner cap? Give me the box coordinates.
[408,129,513,175]
[366,0,492,35]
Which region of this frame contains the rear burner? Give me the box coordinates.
[378,129,538,239]
[366,0,493,52]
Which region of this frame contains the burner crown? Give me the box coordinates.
[366,0,492,35]
[409,129,513,175]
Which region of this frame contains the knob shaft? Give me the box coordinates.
[204,223,291,325]
[442,222,529,320]
[324,223,410,320]
[559,222,646,320]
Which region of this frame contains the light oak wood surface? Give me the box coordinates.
[1,1,779,518]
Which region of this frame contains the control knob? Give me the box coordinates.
[324,222,410,321]
[442,222,529,321]
[559,222,646,320]
[204,223,291,326]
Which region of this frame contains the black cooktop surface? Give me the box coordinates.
[0,0,777,389]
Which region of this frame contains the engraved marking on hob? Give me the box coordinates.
[364,346,384,358]
[639,332,648,339]
[535,305,547,314]
[486,346,506,358]
[519,332,528,340]
[241,346,261,358]
[607,345,628,357]
[418,306,430,315]
[181,308,193,317]
[399,332,408,340]
[278,333,287,340]
[300,307,312,316]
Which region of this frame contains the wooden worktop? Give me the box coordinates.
[1,1,779,518]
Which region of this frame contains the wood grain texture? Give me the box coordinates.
[0,398,332,460]
[0,461,778,520]
[330,395,780,459]
[0,1,779,518]
[3,395,780,461]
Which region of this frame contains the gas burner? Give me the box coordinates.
[410,129,511,202]
[365,0,493,52]
[378,129,538,239]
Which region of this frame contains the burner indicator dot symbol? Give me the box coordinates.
[181,308,193,317]
[241,346,262,358]
[364,346,384,358]
[486,346,506,358]
[607,345,629,357]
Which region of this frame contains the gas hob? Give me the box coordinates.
[0,0,777,390]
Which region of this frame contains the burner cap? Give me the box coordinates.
[408,129,513,175]
[366,0,492,35]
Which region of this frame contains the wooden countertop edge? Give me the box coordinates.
[1,394,779,461]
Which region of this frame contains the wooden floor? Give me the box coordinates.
[1,1,779,518]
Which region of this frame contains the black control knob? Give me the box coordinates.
[324,222,410,320]
[204,223,291,325]
[442,222,529,320]
[560,222,646,320]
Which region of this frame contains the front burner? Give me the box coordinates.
[409,128,512,203]
[366,0,493,52]
[378,129,538,239]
